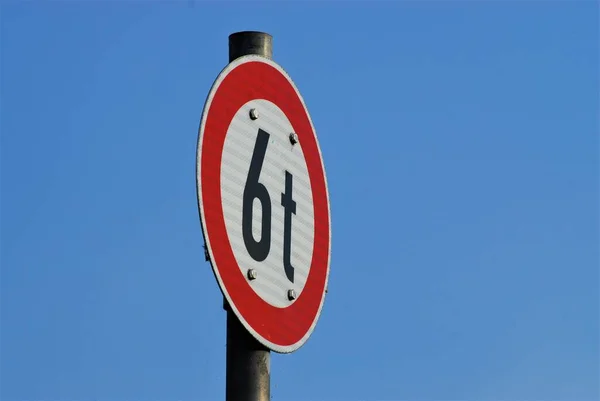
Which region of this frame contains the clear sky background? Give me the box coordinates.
[1,2,598,401]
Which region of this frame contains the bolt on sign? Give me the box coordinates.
[196,55,331,353]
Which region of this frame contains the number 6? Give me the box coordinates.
[242,129,272,262]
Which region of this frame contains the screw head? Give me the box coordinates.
[249,108,259,120]
[287,289,297,300]
[289,132,298,145]
[247,269,257,280]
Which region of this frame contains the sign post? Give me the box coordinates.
[196,31,331,401]
[225,32,273,401]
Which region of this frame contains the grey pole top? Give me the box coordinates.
[229,31,273,62]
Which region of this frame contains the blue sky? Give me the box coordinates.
[1,2,598,400]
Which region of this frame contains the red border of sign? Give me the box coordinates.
[197,56,331,353]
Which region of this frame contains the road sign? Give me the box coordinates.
[196,55,331,354]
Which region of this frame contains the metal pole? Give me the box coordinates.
[225,311,270,401]
[229,31,273,63]
[225,31,272,401]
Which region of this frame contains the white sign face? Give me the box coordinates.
[221,99,315,308]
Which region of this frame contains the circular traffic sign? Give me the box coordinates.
[196,55,331,353]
